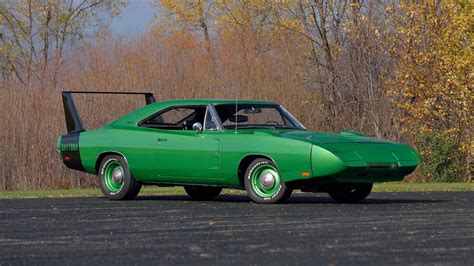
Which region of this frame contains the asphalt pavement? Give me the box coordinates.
[0,192,473,265]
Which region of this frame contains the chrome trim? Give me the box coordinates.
[238,154,279,170]
[206,105,224,131]
[137,104,205,127]
[259,172,275,188]
[279,105,307,130]
[203,106,210,130]
[96,151,130,174]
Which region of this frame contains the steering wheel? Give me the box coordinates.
[265,121,280,125]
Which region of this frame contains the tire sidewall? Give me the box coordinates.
[244,159,287,204]
[99,155,134,200]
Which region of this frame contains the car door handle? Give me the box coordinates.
[156,138,167,142]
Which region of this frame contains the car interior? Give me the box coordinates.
[141,106,207,130]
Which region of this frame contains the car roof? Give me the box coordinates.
[109,99,278,128]
[155,99,277,105]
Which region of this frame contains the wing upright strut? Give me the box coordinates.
[61,91,156,134]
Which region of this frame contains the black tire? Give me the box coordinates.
[244,158,289,204]
[280,187,294,202]
[327,183,373,203]
[98,155,142,200]
[184,185,222,200]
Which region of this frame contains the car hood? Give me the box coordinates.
[276,130,392,145]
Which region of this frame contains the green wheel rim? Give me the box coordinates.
[103,160,125,193]
[251,164,281,198]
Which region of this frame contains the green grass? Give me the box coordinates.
[372,182,474,192]
[0,183,472,199]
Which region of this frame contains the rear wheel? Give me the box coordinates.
[327,183,373,203]
[184,186,222,200]
[98,155,142,200]
[244,158,290,204]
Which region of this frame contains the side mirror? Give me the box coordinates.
[192,122,203,132]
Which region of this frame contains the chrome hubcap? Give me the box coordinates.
[112,169,123,184]
[259,172,275,188]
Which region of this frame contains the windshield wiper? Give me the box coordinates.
[237,125,274,129]
[224,125,302,130]
[273,126,303,130]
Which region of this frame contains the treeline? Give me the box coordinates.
[0,0,472,190]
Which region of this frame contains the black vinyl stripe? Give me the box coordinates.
[60,132,85,171]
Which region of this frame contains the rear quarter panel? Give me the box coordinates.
[79,127,157,180]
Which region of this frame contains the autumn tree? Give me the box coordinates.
[387,0,473,181]
[153,0,215,51]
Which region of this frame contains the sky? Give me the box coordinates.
[110,0,158,37]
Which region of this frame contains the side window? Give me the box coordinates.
[204,108,218,131]
[157,108,194,124]
[142,106,206,130]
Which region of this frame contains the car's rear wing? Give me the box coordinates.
[62,91,156,134]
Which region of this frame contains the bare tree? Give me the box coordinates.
[0,0,125,88]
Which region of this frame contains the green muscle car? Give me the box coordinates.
[57,91,419,204]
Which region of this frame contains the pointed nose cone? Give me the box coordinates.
[311,142,419,182]
[311,145,346,177]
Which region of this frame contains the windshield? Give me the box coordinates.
[214,103,306,130]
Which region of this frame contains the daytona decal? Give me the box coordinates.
[61,143,79,152]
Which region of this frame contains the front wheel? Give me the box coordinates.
[327,183,373,203]
[244,158,290,204]
[98,155,142,200]
[184,186,222,200]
